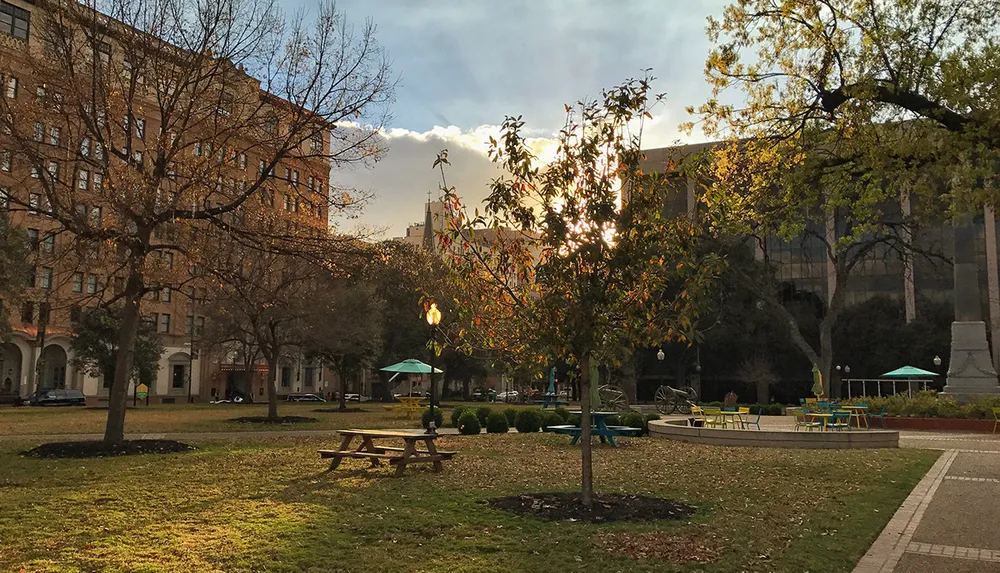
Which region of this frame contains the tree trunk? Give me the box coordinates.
[621,354,637,404]
[819,317,835,398]
[579,352,594,509]
[103,270,143,447]
[265,354,279,420]
[338,364,348,411]
[756,379,770,404]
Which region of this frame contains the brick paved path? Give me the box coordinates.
[855,432,1000,573]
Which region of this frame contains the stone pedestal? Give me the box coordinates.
[941,321,1000,400]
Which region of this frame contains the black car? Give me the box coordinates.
[285,393,326,402]
[29,388,86,406]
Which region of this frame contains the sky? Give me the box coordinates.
[283,0,731,238]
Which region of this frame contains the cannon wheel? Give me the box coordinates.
[676,386,698,414]
[654,385,679,414]
[597,384,630,414]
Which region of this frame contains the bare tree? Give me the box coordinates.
[0,0,393,445]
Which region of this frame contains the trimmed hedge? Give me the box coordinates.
[475,406,493,427]
[541,411,565,431]
[845,391,1000,419]
[421,407,443,430]
[502,408,519,427]
[553,406,571,422]
[514,410,542,433]
[450,405,469,428]
[486,412,510,434]
[457,411,481,435]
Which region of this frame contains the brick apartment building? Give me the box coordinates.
[0,0,336,403]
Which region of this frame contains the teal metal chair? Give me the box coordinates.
[868,404,888,428]
[828,410,850,431]
[741,410,762,430]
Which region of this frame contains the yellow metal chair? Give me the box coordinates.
[993,408,1000,434]
[737,406,751,429]
[690,406,707,427]
[793,408,821,431]
[703,407,725,428]
[804,398,819,410]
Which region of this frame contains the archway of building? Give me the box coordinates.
[38,345,68,390]
[1,343,22,396]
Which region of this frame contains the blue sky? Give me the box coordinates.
[282,0,730,236]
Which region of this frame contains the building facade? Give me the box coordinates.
[0,0,336,404]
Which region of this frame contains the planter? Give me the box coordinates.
[881,416,998,433]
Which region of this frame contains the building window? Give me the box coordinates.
[0,150,9,172]
[28,193,40,213]
[134,117,145,139]
[69,305,81,323]
[159,313,170,333]
[193,142,201,156]
[195,316,204,335]
[165,252,174,269]
[86,274,97,294]
[310,134,322,153]
[258,159,267,176]
[293,170,299,186]
[90,206,102,226]
[185,315,193,335]
[25,267,35,288]
[20,301,33,323]
[72,272,83,293]
[284,194,291,211]
[0,2,31,41]
[239,153,247,170]
[3,75,16,98]
[80,137,91,157]
[78,170,89,190]
[40,267,52,289]
[308,176,314,190]
[93,173,103,191]
[33,122,43,142]
[280,366,291,388]
[47,160,58,179]
[48,126,60,146]
[161,287,170,302]
[0,187,8,210]
[41,234,54,254]
[304,365,315,388]
[26,228,38,250]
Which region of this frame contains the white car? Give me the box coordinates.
[497,390,519,402]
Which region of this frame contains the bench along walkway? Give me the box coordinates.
[319,429,456,477]
[549,410,641,447]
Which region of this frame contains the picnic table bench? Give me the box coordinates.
[549,411,641,447]
[319,429,456,476]
[538,393,570,408]
[382,396,425,417]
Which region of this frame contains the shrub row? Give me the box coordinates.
[843,391,1000,419]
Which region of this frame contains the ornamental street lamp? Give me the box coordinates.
[656,348,665,362]
[933,355,942,368]
[426,302,442,434]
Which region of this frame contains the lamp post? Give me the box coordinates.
[656,348,665,362]
[426,302,442,434]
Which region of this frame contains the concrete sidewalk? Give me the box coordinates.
[855,432,1000,572]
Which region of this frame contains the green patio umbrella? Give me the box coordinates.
[811,364,825,398]
[880,366,939,377]
[380,359,443,397]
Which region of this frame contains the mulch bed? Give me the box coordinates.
[484,492,696,523]
[592,531,721,563]
[312,408,365,413]
[21,440,196,459]
[227,416,318,424]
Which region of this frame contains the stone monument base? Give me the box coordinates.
[941,321,1000,401]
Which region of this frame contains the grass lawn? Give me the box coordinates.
[0,433,938,572]
[0,402,534,436]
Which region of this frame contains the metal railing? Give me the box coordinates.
[841,378,939,398]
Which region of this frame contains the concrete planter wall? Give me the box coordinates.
[648,419,899,449]
[880,416,997,433]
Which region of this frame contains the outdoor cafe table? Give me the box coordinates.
[840,405,869,428]
[807,412,833,431]
[318,429,456,477]
[384,396,425,417]
[548,410,640,447]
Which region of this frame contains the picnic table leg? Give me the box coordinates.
[601,420,617,447]
[423,438,444,472]
[394,439,417,477]
[327,434,355,471]
[360,435,382,467]
[570,432,580,445]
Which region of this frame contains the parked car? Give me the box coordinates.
[497,390,519,402]
[29,388,86,406]
[344,394,371,402]
[285,393,326,402]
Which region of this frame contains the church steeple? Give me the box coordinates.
[422,191,434,252]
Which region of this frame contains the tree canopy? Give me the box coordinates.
[70,305,164,389]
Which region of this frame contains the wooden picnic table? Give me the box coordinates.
[319,429,456,476]
[549,410,640,447]
[538,393,569,408]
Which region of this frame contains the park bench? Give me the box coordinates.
[319,429,456,476]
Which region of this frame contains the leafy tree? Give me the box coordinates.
[737,354,779,405]
[304,279,384,410]
[0,0,392,446]
[70,306,164,390]
[441,75,725,507]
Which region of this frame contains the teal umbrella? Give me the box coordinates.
[380,359,443,374]
[881,366,938,377]
[381,359,443,398]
